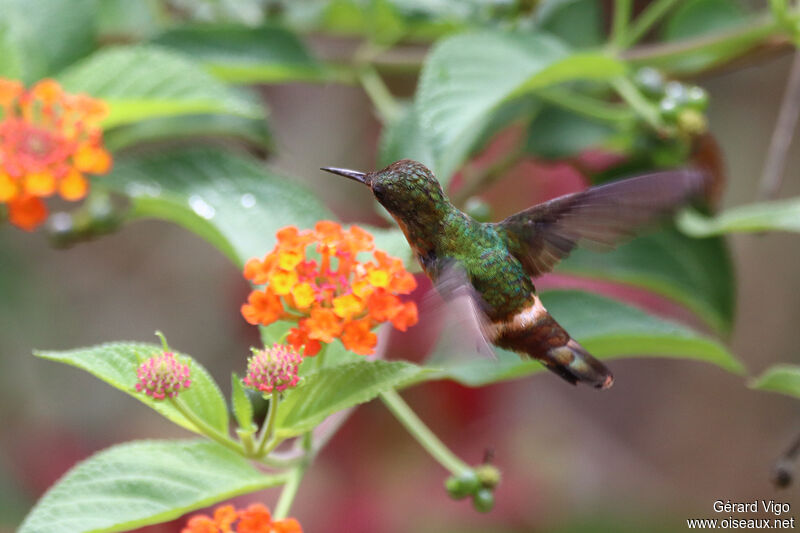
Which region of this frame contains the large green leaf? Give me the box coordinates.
[58,45,263,128]
[35,342,229,435]
[153,24,326,84]
[378,104,435,170]
[677,200,800,236]
[101,148,332,265]
[425,290,742,387]
[416,31,626,184]
[0,0,97,82]
[557,226,735,335]
[275,360,433,437]
[19,440,285,533]
[104,114,272,152]
[751,365,800,400]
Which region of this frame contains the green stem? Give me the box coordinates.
[610,0,632,49]
[273,464,307,520]
[622,14,784,71]
[256,391,280,456]
[620,0,680,49]
[380,389,470,475]
[537,87,635,123]
[358,66,402,123]
[170,397,243,454]
[611,76,665,132]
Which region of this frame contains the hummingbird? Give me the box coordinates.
[321,160,706,389]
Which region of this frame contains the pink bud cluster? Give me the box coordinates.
[244,344,302,394]
[135,351,191,400]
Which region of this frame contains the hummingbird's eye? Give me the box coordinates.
[372,183,386,201]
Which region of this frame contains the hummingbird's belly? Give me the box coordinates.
[465,249,536,322]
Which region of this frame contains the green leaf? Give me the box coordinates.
[677,200,800,236]
[536,0,604,49]
[19,439,285,533]
[426,290,743,387]
[416,31,626,184]
[101,148,332,264]
[153,24,326,84]
[104,114,272,152]
[0,0,97,82]
[231,373,255,431]
[58,45,263,128]
[663,0,747,41]
[34,342,229,435]
[751,365,800,400]
[526,105,616,159]
[275,360,433,437]
[378,104,435,169]
[558,226,735,335]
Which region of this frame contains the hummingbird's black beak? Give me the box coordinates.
[320,166,369,185]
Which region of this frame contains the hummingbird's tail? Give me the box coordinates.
[489,295,614,389]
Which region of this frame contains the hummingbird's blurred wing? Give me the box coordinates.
[424,261,497,361]
[495,169,707,278]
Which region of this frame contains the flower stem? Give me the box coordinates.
[611,76,665,132]
[273,463,307,520]
[380,389,470,475]
[610,0,632,49]
[169,397,243,454]
[619,0,680,49]
[358,65,402,123]
[255,391,280,456]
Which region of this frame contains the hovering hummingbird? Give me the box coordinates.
[321,160,706,389]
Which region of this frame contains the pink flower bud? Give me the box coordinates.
[244,344,302,394]
[135,352,191,401]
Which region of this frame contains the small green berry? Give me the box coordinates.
[685,86,709,111]
[457,470,481,493]
[634,67,665,98]
[677,109,708,135]
[659,97,681,121]
[475,464,501,489]
[445,475,470,500]
[472,488,495,512]
[664,81,688,103]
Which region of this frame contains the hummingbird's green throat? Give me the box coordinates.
[322,159,707,390]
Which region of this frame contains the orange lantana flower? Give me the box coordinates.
[241,221,418,356]
[182,503,301,533]
[0,77,111,231]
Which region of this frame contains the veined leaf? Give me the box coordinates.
[425,290,742,387]
[416,31,626,184]
[19,440,285,533]
[153,24,326,84]
[558,226,735,335]
[678,200,800,236]
[0,0,97,82]
[275,360,433,437]
[751,365,800,400]
[58,45,263,128]
[35,342,229,435]
[101,148,332,265]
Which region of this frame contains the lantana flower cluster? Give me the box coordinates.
[241,221,418,356]
[135,351,192,401]
[182,503,301,533]
[0,78,111,230]
[244,344,303,394]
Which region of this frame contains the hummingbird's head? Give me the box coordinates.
[321,159,448,219]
